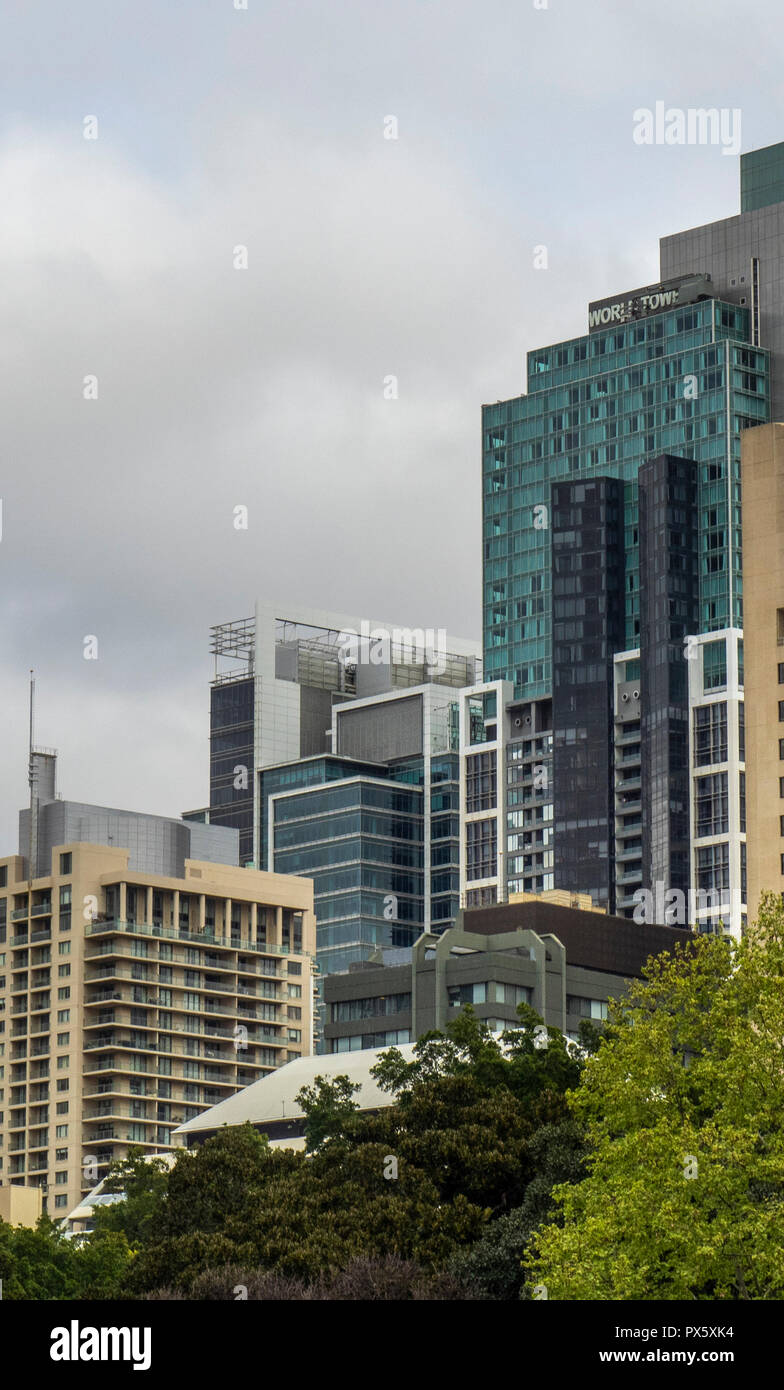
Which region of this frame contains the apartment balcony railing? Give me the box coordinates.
[84,919,292,955]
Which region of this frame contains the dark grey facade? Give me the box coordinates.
[661,141,784,417]
[638,455,699,897]
[324,899,684,1052]
[209,676,255,864]
[551,477,625,911]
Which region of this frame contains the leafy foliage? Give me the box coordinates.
[295,1073,361,1151]
[103,1004,585,1294]
[527,894,784,1300]
[0,1215,131,1300]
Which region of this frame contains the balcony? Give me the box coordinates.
[84,919,291,955]
[10,907,30,922]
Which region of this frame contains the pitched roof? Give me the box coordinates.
[174,1043,417,1137]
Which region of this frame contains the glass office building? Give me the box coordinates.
[269,767,424,977]
[483,296,769,699]
[262,698,463,982]
[481,270,769,920]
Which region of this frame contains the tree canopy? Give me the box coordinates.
[527,894,784,1300]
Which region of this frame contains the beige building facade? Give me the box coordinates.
[741,422,784,918]
[0,844,315,1219]
[0,1181,43,1228]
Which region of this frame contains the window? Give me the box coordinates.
[54,1195,67,1209]
[57,987,70,1000]
[466,750,497,812]
[58,941,70,956]
[695,773,729,838]
[466,818,497,880]
[491,981,532,1007]
[331,993,411,1022]
[702,640,727,692]
[287,961,302,975]
[55,1170,68,1185]
[56,1101,69,1115]
[288,984,302,999]
[57,1010,70,1023]
[55,1147,67,1160]
[447,982,486,1007]
[59,854,72,876]
[56,1079,68,1093]
[55,1124,68,1138]
[0,867,6,888]
[56,1033,69,1046]
[778,608,784,645]
[288,1029,301,1042]
[567,995,609,1020]
[58,965,70,978]
[56,1056,69,1070]
[696,843,730,895]
[779,663,784,684]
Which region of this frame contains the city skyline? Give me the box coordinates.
[3,0,784,847]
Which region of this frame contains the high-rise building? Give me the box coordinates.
[207,601,481,1005]
[264,681,468,977]
[480,143,784,930]
[0,754,315,1219]
[208,599,480,868]
[741,422,784,917]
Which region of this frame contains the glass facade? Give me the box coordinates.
[741,143,784,214]
[639,454,699,899]
[551,476,625,908]
[271,772,424,976]
[483,298,769,699]
[209,678,254,863]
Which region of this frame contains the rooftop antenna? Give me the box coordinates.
[28,670,36,888]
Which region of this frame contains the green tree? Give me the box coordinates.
[448,1119,586,1299]
[92,1146,171,1246]
[528,895,784,1300]
[99,1006,588,1294]
[295,1074,360,1151]
[0,1216,78,1300]
[0,1215,132,1300]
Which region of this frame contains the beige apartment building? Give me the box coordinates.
[741,421,784,918]
[0,843,315,1219]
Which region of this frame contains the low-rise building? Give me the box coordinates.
[323,900,684,1051]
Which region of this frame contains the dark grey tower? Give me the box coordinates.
[638,455,699,901]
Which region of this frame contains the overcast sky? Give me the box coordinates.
[2,0,783,848]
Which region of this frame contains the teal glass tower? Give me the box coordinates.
[483,292,769,700]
